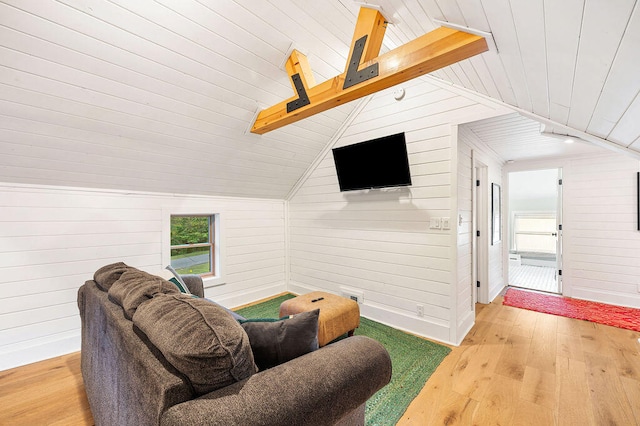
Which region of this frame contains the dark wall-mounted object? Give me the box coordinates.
[332,132,412,192]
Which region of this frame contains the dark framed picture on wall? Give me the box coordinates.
[492,183,501,245]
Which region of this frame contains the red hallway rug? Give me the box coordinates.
[503,288,640,332]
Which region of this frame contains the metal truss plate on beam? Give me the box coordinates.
[343,35,379,89]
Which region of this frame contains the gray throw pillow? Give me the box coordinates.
[133,293,257,395]
[240,309,320,370]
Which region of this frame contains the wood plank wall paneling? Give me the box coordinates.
[457,125,505,340]
[288,79,505,344]
[504,151,640,309]
[563,155,640,307]
[487,168,505,303]
[457,129,475,330]
[0,183,286,371]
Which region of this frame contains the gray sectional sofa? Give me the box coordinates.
[77,263,392,425]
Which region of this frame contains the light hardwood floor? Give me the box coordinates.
[1,296,639,425]
[400,296,640,425]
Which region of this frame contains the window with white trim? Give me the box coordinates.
[170,215,215,276]
[512,213,557,254]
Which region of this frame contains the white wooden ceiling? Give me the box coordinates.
[0,0,638,198]
[462,113,606,162]
[374,0,640,156]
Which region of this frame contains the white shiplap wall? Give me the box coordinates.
[505,152,640,308]
[288,78,506,345]
[456,127,475,337]
[0,183,285,370]
[457,126,505,333]
[563,155,640,307]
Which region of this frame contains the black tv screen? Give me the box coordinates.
[332,132,412,192]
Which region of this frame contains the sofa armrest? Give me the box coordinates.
[161,336,392,426]
[181,274,204,297]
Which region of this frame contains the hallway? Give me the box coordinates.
[509,263,558,293]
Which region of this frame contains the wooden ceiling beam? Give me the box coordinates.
[285,50,316,90]
[343,7,387,73]
[251,9,488,135]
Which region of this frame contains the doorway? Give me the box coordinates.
[507,169,562,294]
[472,160,489,305]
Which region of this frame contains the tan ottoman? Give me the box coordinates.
[279,291,360,347]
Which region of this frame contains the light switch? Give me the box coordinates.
[441,217,450,230]
[430,217,441,229]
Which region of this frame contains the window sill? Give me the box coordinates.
[203,276,226,288]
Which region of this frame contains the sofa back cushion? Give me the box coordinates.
[108,269,180,319]
[133,294,258,395]
[93,262,130,292]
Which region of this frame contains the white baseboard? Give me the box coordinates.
[522,259,555,267]
[210,283,288,310]
[455,310,476,345]
[0,332,80,372]
[289,281,454,346]
[287,281,327,296]
[489,284,506,303]
[571,287,640,309]
[362,303,454,346]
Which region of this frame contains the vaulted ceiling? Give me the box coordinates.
[462,113,606,162]
[0,0,638,199]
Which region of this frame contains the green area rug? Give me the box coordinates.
[236,294,451,426]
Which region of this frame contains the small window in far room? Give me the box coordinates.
[170,215,214,276]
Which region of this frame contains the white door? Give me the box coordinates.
[473,162,489,304]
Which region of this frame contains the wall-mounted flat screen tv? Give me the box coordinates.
[332,132,412,192]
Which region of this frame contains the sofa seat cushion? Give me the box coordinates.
[108,269,180,319]
[93,262,130,292]
[133,293,258,396]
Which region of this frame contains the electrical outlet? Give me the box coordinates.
[417,304,424,317]
[341,287,364,304]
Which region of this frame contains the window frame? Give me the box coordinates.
[512,212,557,254]
[162,207,225,289]
[170,214,215,277]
